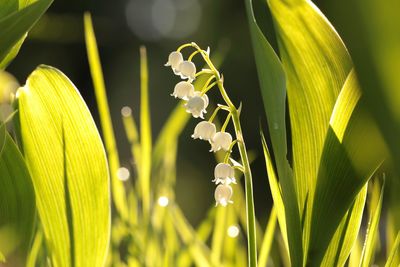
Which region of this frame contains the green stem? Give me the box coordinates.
[230,107,257,267]
[221,113,232,132]
[223,140,238,163]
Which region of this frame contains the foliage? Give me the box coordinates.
[0,0,399,266]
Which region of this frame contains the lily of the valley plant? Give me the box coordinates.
[165,42,258,266]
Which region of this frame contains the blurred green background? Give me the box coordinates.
[6,0,337,226]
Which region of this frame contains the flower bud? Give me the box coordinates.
[178,61,196,82]
[213,163,236,185]
[214,184,233,207]
[171,81,195,100]
[191,121,216,141]
[210,132,232,152]
[165,51,183,73]
[185,92,209,119]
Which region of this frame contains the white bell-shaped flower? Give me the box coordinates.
[184,92,209,119]
[213,163,236,185]
[165,51,183,74]
[171,81,195,100]
[210,132,232,152]
[191,121,216,141]
[214,184,233,207]
[178,61,196,82]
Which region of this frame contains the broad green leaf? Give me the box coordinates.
[0,0,18,20]
[326,0,400,175]
[245,0,302,263]
[0,0,52,68]
[308,71,387,265]
[266,3,353,261]
[84,12,128,220]
[17,65,110,267]
[267,0,352,218]
[385,232,400,267]
[360,179,385,267]
[0,133,35,263]
[321,184,367,267]
[258,207,277,267]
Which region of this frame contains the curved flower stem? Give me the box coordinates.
[224,95,257,267]
[195,69,214,77]
[177,43,194,52]
[188,50,201,61]
[221,113,232,132]
[191,43,257,266]
[208,105,230,123]
[223,140,238,163]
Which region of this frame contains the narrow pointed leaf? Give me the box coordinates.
[321,184,367,267]
[261,131,303,266]
[258,207,277,267]
[84,13,128,220]
[245,0,303,263]
[139,46,152,217]
[17,65,110,267]
[385,232,400,267]
[360,180,385,267]
[0,133,35,263]
[0,0,52,68]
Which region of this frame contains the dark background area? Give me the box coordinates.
[7,0,330,225]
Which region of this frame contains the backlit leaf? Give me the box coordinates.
[0,0,52,68]
[17,65,110,267]
[0,133,35,264]
[245,0,302,264]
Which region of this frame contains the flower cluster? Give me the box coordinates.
[165,43,240,207]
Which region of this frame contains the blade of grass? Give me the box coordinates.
[348,237,362,267]
[360,178,385,267]
[139,46,152,218]
[84,13,128,220]
[121,107,141,175]
[211,206,227,266]
[26,228,43,267]
[321,184,367,267]
[385,231,400,267]
[169,204,213,267]
[258,207,277,267]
